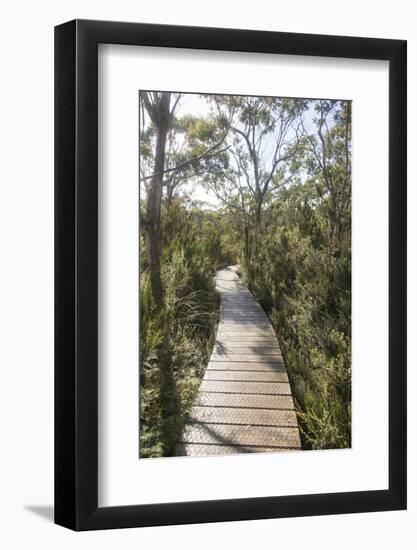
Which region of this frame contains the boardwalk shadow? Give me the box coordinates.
[214,341,227,354]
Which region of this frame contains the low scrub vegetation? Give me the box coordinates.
[247,185,351,449]
[139,204,235,457]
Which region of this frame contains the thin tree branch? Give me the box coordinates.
[140,143,230,182]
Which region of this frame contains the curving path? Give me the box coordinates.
[175,266,301,456]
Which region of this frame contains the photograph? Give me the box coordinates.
[139,91,352,458]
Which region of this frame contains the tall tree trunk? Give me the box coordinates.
[242,224,250,274]
[146,125,168,308]
[166,181,174,207]
[144,93,171,308]
[251,200,262,260]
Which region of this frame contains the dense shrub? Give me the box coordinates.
[139,202,229,457]
[247,190,351,450]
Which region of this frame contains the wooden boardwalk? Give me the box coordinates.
[175,266,301,457]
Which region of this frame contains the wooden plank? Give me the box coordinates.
[181,423,301,447]
[220,320,269,324]
[210,353,283,362]
[217,328,274,333]
[207,360,286,371]
[221,328,274,335]
[220,320,267,324]
[221,314,265,319]
[215,336,278,343]
[222,307,266,311]
[200,380,292,395]
[203,370,289,382]
[217,330,275,335]
[175,444,293,456]
[188,406,297,426]
[214,340,279,347]
[213,346,281,354]
[196,392,295,409]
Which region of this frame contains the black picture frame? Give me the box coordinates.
[55,19,407,531]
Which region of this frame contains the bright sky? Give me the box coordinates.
[141,92,341,209]
[171,92,324,208]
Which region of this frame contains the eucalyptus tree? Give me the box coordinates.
[202,95,305,279]
[140,93,232,306]
[140,92,180,308]
[202,162,253,271]
[161,113,231,205]
[301,100,352,263]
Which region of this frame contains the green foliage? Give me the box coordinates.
[139,202,227,458]
[247,182,351,450]
[160,201,238,270]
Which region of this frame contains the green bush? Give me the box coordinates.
[139,202,223,458]
[247,193,351,450]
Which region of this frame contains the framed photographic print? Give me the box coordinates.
[55,19,406,530]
